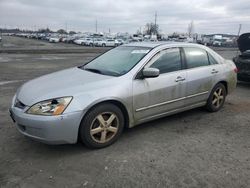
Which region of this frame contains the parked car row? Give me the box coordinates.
[68,37,125,47]
[12,32,128,47]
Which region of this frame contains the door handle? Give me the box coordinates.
[211,69,219,74]
[175,76,185,82]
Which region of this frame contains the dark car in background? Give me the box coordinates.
[233,33,250,82]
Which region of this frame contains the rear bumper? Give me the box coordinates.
[10,107,83,145]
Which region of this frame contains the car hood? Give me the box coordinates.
[17,67,114,106]
[237,33,250,53]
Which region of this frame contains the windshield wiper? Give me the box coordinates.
[84,68,103,74]
[83,67,121,77]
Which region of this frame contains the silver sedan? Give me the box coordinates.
[10,42,237,148]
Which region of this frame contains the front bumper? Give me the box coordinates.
[9,106,83,145]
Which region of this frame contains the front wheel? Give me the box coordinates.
[206,83,226,112]
[79,103,124,149]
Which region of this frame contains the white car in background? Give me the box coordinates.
[106,39,118,47]
[96,39,119,47]
[49,37,60,43]
[116,39,125,45]
[74,38,86,45]
[84,38,94,46]
[94,38,106,47]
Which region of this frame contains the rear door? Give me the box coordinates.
[183,47,222,106]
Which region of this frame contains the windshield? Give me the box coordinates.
[81,46,151,76]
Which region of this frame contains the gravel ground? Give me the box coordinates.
[0,37,249,188]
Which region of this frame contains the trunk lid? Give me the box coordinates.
[237,33,250,53]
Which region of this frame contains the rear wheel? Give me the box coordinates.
[102,43,106,47]
[79,103,124,149]
[206,83,226,112]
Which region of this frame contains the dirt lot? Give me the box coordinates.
[0,36,77,49]
[0,37,250,188]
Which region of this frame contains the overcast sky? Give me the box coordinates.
[0,0,250,34]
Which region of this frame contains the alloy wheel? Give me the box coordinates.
[90,112,119,143]
[212,88,224,108]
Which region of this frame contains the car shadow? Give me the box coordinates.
[122,107,207,137]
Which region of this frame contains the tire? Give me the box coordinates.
[79,103,124,149]
[206,83,226,112]
[102,43,106,47]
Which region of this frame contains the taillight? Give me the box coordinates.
[234,67,238,73]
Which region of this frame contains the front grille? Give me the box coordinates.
[14,99,26,109]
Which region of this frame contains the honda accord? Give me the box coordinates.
[10,42,237,148]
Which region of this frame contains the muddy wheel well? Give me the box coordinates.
[82,100,129,128]
[219,81,228,94]
[77,100,130,143]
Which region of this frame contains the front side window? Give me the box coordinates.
[150,48,182,74]
[184,47,209,69]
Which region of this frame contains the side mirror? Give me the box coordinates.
[142,67,160,78]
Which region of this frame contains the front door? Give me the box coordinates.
[133,48,187,122]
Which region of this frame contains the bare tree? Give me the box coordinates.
[144,22,159,35]
[69,31,76,35]
[57,29,67,34]
[38,28,52,33]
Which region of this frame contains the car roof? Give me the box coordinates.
[123,42,205,49]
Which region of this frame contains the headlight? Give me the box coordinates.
[26,97,72,116]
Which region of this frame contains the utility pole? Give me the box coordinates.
[65,22,68,33]
[154,11,157,35]
[0,28,2,48]
[237,24,242,36]
[95,19,98,33]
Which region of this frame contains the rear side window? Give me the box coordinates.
[208,53,218,64]
[184,48,209,69]
[150,48,182,74]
